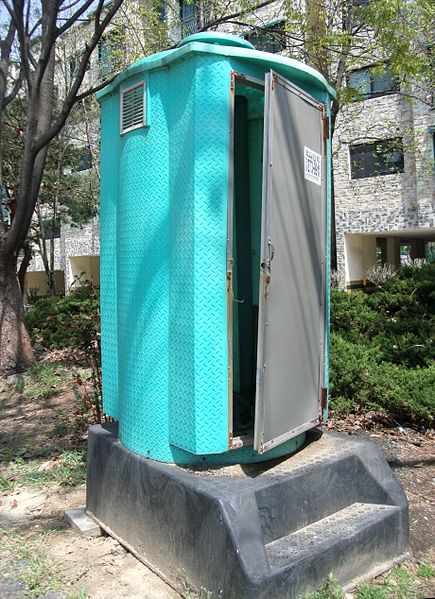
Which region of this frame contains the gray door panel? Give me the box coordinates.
[254,71,326,453]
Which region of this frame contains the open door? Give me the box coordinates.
[254,71,327,454]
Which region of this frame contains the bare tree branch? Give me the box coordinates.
[0,19,17,110]
[3,71,24,108]
[35,0,124,152]
[56,0,99,37]
[198,0,277,32]
[75,73,118,103]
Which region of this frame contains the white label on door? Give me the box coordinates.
[304,146,322,186]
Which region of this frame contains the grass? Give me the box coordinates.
[416,563,435,579]
[0,530,62,597]
[2,450,87,489]
[65,589,88,599]
[299,566,435,599]
[19,362,71,400]
[301,574,343,599]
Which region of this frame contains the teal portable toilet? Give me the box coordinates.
[96,32,334,464]
[87,33,409,598]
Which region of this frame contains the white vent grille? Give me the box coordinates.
[121,83,145,133]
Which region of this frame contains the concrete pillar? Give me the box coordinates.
[386,238,400,268]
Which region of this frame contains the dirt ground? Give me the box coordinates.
[0,372,434,598]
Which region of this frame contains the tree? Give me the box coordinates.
[0,0,287,374]
[1,94,99,298]
[0,0,125,374]
[1,0,433,373]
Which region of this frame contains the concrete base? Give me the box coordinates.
[86,424,409,599]
[64,507,103,538]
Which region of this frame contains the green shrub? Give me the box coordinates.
[329,263,435,425]
[26,286,99,350]
[26,286,104,423]
[331,263,435,368]
[329,334,435,425]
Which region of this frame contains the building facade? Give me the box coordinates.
[24,1,435,297]
[333,69,435,289]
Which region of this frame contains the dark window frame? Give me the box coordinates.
[41,218,61,240]
[179,0,199,36]
[244,21,286,54]
[350,138,404,179]
[347,64,399,100]
[74,150,93,173]
[342,0,370,30]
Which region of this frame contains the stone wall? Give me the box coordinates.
[333,90,435,283]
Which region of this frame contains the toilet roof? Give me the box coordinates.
[97,33,335,101]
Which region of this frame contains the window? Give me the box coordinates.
[350,138,404,179]
[376,237,387,266]
[180,0,198,36]
[425,241,435,263]
[343,0,370,29]
[400,243,412,265]
[41,218,60,240]
[245,21,286,54]
[121,83,146,133]
[68,50,90,80]
[347,65,398,100]
[74,151,93,173]
[98,28,125,77]
[98,38,112,77]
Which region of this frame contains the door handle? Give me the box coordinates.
[266,238,274,282]
[261,238,274,289]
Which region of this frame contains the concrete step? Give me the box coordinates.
[265,502,399,571]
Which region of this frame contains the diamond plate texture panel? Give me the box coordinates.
[192,56,230,454]
[115,71,172,461]
[99,94,120,420]
[100,55,237,461]
[167,59,197,452]
[167,56,230,455]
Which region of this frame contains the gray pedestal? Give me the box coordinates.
[86,424,409,598]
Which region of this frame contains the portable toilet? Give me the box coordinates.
[87,33,409,598]
[95,32,333,463]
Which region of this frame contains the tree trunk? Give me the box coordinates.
[0,251,34,374]
[17,241,32,296]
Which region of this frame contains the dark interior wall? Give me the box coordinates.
[232,83,264,435]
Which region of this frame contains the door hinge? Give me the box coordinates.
[322,115,329,141]
[230,72,235,92]
[320,387,328,413]
[271,73,278,91]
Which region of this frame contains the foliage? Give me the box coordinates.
[329,263,435,425]
[26,287,100,350]
[3,451,87,489]
[26,286,103,422]
[329,334,435,424]
[300,574,343,599]
[331,263,435,368]
[363,264,397,287]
